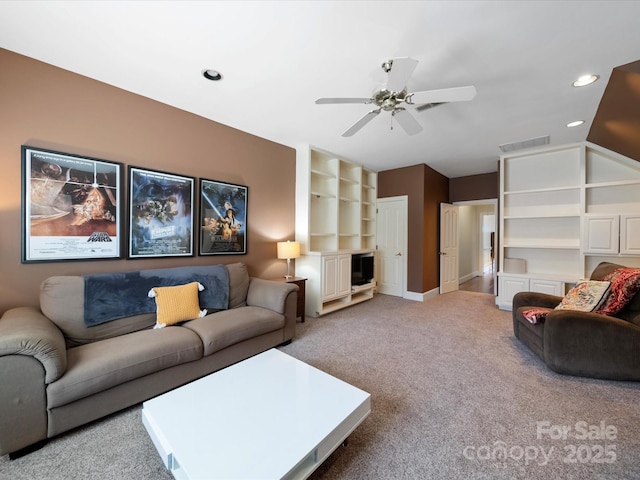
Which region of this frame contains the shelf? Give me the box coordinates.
[311,168,336,178]
[351,281,376,293]
[586,179,640,188]
[504,185,580,195]
[311,191,336,199]
[504,214,579,220]
[339,176,358,184]
[504,244,580,250]
[498,271,577,282]
[298,145,376,255]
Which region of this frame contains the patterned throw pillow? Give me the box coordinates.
[148,282,208,329]
[522,307,552,324]
[555,280,611,312]
[596,268,640,316]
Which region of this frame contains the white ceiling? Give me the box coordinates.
[1,1,639,178]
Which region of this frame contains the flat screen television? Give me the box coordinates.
[352,254,374,286]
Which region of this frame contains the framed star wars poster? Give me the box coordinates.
[21,146,123,263]
[128,166,195,259]
[199,178,247,255]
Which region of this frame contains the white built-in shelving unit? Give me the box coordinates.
[295,146,377,317]
[498,141,640,310]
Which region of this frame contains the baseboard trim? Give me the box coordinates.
[459,271,479,284]
[404,287,439,302]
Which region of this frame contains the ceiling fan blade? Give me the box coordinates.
[385,57,419,93]
[316,98,372,104]
[392,109,423,136]
[415,102,447,113]
[342,110,380,137]
[408,85,477,105]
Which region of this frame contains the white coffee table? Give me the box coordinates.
[142,349,371,480]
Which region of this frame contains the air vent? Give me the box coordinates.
[499,135,550,153]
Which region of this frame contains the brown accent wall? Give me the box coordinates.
[588,60,640,163]
[0,49,295,315]
[423,167,449,290]
[378,164,448,293]
[449,172,498,202]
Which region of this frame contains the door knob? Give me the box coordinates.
[395,252,402,256]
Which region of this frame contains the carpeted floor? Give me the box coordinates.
[2,291,639,479]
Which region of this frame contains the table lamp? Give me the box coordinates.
[277,241,300,279]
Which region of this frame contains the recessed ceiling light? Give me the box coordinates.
[566,120,585,128]
[572,74,599,87]
[203,69,223,81]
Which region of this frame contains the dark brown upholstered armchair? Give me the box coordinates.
[513,262,640,381]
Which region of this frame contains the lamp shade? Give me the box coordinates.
[277,241,300,260]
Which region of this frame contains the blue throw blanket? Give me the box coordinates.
[84,265,230,327]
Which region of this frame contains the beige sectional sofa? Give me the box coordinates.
[0,262,298,458]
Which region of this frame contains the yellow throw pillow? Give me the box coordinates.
[148,282,207,329]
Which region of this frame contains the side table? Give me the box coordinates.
[271,276,306,322]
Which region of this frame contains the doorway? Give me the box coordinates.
[455,200,497,294]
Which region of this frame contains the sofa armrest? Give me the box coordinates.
[543,310,640,380]
[513,291,562,311]
[0,306,67,384]
[247,278,298,314]
[247,279,298,342]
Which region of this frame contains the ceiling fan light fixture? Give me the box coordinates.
[567,120,585,128]
[572,74,599,87]
[203,69,223,81]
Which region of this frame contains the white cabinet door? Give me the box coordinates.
[530,279,564,296]
[583,215,619,254]
[621,215,640,255]
[338,254,352,297]
[322,254,352,301]
[322,255,339,300]
[498,276,529,310]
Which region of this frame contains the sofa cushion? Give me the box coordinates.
[227,262,250,309]
[183,306,284,356]
[41,276,156,347]
[47,326,203,408]
[149,282,207,328]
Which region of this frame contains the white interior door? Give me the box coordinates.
[440,203,459,294]
[376,197,407,297]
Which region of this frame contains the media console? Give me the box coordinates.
[296,251,376,317]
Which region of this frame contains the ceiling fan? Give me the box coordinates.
[316,57,477,137]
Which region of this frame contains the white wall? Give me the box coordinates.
[458,205,478,281]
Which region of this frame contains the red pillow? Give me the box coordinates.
[522,307,552,324]
[596,267,640,316]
